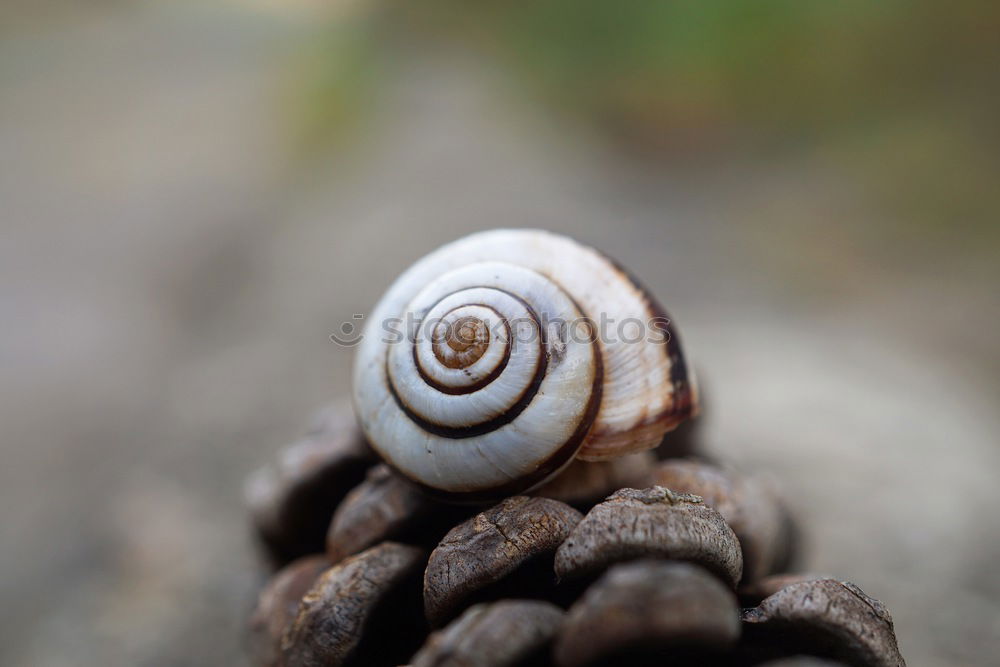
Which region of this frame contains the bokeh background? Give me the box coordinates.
[2,1,998,665]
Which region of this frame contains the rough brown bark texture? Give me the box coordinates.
[742,578,906,667]
[423,496,583,627]
[652,459,790,582]
[411,599,564,667]
[534,451,655,508]
[739,572,834,607]
[325,464,468,562]
[281,542,424,666]
[248,555,331,667]
[246,403,375,565]
[554,486,743,587]
[554,560,740,667]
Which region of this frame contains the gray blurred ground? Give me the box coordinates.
[2,3,998,666]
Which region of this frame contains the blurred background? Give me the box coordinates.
[2,0,998,664]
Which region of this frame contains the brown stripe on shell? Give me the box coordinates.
[413,305,513,396]
[602,250,697,422]
[432,315,491,368]
[575,248,697,460]
[383,313,604,503]
[391,348,602,503]
[387,291,548,438]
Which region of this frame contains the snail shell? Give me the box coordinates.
[352,229,697,500]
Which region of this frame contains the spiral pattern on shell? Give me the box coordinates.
[352,229,696,500]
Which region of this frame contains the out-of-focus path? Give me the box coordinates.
[1,3,997,665]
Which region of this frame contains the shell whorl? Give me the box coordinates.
[352,230,696,499]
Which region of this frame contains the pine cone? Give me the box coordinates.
[246,404,905,667]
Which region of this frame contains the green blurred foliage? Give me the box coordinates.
[308,1,999,237]
[286,15,382,158]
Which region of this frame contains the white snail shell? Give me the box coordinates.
[352,229,697,500]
